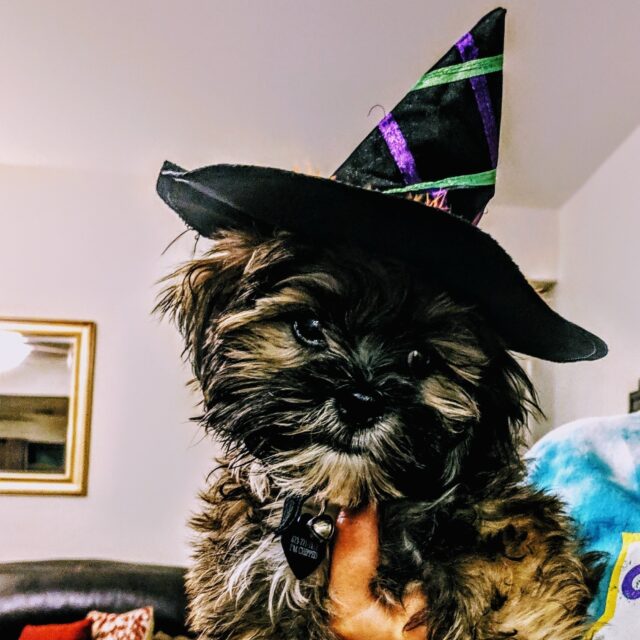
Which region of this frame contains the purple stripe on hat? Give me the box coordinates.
[456,32,499,168]
[377,113,421,184]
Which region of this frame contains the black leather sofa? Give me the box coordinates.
[0,559,191,639]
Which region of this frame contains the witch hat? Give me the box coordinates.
[156,8,607,363]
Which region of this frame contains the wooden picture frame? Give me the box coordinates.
[0,318,96,495]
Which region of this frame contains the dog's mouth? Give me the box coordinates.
[255,408,411,504]
[326,428,374,455]
[321,409,401,457]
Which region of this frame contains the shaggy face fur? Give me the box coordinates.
[159,228,603,640]
[160,228,531,505]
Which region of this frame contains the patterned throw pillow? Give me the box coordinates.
[87,606,154,640]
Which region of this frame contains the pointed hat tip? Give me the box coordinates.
[478,7,506,23]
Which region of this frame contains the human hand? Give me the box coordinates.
[328,504,427,640]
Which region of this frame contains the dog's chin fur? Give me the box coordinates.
[158,227,604,640]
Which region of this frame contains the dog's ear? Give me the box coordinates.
[156,227,291,366]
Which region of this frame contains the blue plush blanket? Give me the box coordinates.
[527,412,640,639]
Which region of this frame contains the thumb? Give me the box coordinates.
[329,504,379,609]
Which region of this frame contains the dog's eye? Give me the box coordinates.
[291,316,327,349]
[407,349,432,378]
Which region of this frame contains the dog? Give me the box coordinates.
[158,226,604,640]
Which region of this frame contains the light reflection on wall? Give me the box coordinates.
[0,331,31,374]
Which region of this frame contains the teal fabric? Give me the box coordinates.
[526,412,640,619]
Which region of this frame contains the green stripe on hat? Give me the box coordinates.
[382,169,496,194]
[411,55,503,91]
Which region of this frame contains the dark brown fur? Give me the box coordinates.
[158,228,603,640]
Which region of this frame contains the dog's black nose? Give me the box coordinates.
[335,387,384,427]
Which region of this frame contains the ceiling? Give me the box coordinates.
[0,0,637,208]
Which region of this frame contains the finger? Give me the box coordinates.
[402,590,429,638]
[329,504,379,609]
[329,505,429,640]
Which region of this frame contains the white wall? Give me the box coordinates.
[0,164,216,565]
[0,0,632,567]
[2,149,629,558]
[554,126,640,426]
[0,164,559,564]
[486,136,640,433]
[481,204,558,280]
[481,205,559,439]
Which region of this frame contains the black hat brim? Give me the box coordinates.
[157,161,607,363]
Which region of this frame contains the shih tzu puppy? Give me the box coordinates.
[158,227,603,640]
[155,9,608,640]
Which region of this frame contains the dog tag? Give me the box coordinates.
[280,511,328,579]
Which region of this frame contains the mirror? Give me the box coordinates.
[0,319,96,495]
